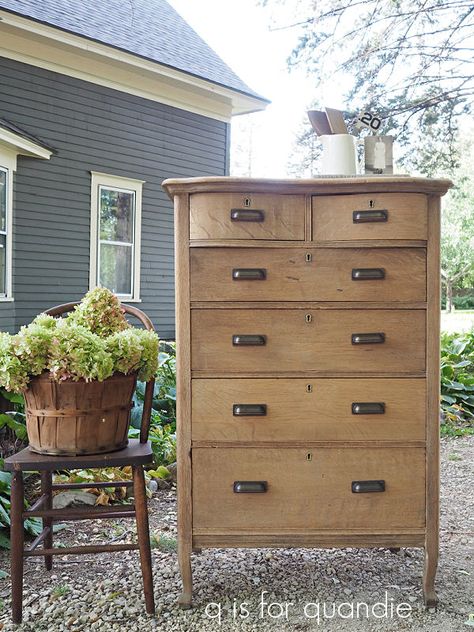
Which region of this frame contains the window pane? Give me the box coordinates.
[99,242,132,296]
[0,234,5,296]
[99,188,134,242]
[0,170,6,233]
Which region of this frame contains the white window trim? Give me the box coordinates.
[90,172,144,302]
[0,134,51,302]
[0,148,16,302]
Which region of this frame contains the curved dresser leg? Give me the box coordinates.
[178,538,193,608]
[423,545,439,607]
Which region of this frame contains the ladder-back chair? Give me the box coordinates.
[4,302,156,623]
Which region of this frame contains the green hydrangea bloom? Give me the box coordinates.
[0,332,30,392]
[0,289,159,392]
[106,328,159,381]
[48,320,114,382]
[67,287,130,337]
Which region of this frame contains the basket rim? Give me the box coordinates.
[26,371,138,386]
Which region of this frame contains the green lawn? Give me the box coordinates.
[441,310,474,334]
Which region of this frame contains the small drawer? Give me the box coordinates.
[192,378,426,442]
[312,193,427,241]
[191,309,426,374]
[190,247,426,302]
[192,447,425,530]
[190,193,305,240]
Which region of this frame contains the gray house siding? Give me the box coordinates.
[0,56,229,338]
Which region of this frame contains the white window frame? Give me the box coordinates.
[90,172,144,302]
[0,149,15,302]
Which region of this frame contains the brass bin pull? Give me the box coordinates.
[232,335,267,346]
[352,268,385,280]
[232,268,267,281]
[352,480,386,493]
[231,209,265,222]
[353,209,388,223]
[233,404,267,416]
[352,402,386,415]
[233,481,268,493]
[352,333,385,345]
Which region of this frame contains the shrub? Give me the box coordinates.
[440,331,474,435]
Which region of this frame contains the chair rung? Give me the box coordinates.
[27,527,51,553]
[28,494,48,512]
[24,504,135,520]
[49,511,136,522]
[24,543,140,557]
[51,481,134,491]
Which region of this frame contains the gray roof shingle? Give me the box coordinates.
[0,0,268,102]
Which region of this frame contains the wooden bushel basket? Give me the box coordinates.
[24,372,137,456]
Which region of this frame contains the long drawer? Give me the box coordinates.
[190,192,305,240]
[192,378,425,442]
[190,247,426,302]
[192,447,426,530]
[312,193,427,241]
[191,309,426,374]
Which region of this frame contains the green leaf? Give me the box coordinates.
[0,530,10,549]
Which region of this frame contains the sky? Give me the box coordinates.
[167,0,341,177]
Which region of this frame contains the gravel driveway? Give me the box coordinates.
[0,436,472,632]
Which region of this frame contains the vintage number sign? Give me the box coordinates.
[356,111,382,132]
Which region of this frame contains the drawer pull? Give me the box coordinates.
[351,332,385,345]
[232,334,267,346]
[233,481,268,493]
[352,268,385,280]
[231,209,265,222]
[232,268,267,281]
[353,210,388,223]
[233,404,267,416]
[352,402,386,415]
[352,480,385,493]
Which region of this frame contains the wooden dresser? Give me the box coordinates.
[162,176,452,608]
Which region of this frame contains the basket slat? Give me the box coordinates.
[24,373,137,456]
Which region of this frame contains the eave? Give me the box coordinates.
[0,126,52,161]
[0,9,269,123]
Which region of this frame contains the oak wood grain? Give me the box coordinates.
[313,193,427,240]
[192,447,426,530]
[174,193,193,607]
[190,247,426,302]
[190,192,305,240]
[192,378,426,442]
[424,195,441,606]
[192,533,426,548]
[191,309,426,374]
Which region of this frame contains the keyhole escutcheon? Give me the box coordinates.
[369,199,375,208]
[305,313,312,323]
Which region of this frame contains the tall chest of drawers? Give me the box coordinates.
[162,176,452,608]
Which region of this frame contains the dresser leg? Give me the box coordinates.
[178,539,192,608]
[423,546,438,607]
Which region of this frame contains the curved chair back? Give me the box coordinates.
[44,301,155,443]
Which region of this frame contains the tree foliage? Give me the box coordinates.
[440,132,474,309]
[262,0,474,169]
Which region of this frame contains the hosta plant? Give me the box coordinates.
[0,288,159,393]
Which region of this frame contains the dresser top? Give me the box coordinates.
[162,176,453,198]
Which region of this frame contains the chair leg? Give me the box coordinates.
[41,471,53,570]
[10,471,24,624]
[133,465,155,615]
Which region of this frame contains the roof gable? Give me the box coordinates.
[0,0,267,102]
